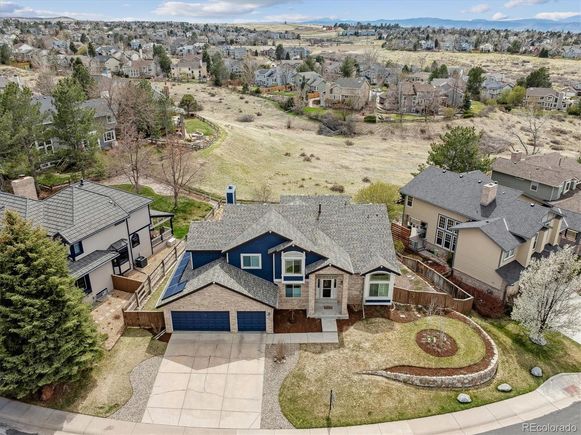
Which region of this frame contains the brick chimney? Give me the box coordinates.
[11,176,38,200]
[511,151,522,163]
[480,182,498,206]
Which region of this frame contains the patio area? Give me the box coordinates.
[126,244,180,282]
[91,290,133,350]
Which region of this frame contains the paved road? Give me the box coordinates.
[483,402,581,435]
[0,421,36,435]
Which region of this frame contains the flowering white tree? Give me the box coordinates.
[511,246,581,345]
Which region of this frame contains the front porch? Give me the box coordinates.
[307,268,351,319]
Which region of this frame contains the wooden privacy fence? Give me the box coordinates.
[397,254,474,315]
[112,275,142,293]
[123,240,186,313]
[391,222,411,249]
[123,311,165,332]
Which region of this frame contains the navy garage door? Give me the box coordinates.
[171,311,230,331]
[237,311,266,332]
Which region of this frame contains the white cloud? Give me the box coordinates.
[153,0,292,18]
[535,11,581,20]
[504,0,549,9]
[0,2,104,19]
[492,11,509,20]
[462,3,490,14]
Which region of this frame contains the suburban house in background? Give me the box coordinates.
[321,77,371,110]
[171,56,207,80]
[0,178,175,304]
[400,166,564,303]
[33,95,117,167]
[525,87,572,111]
[156,187,400,333]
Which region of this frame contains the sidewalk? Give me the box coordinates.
[1,373,579,434]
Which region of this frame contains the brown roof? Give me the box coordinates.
[492,153,581,187]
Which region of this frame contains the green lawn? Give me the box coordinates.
[113,184,212,239]
[37,171,81,187]
[31,329,166,417]
[279,314,581,428]
[142,267,175,311]
[185,117,216,137]
[471,101,486,115]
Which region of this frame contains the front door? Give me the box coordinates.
[318,278,336,299]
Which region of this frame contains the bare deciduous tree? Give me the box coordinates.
[35,70,55,96]
[161,136,205,209]
[509,105,547,155]
[241,55,258,87]
[511,245,581,346]
[253,182,273,203]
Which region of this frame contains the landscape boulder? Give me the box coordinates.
[457,393,472,403]
[531,367,543,377]
[497,383,512,392]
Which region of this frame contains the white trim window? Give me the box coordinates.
[282,251,305,281]
[364,272,394,301]
[530,181,539,192]
[435,214,459,252]
[564,181,571,193]
[285,284,302,298]
[241,253,261,269]
[103,130,116,142]
[406,195,414,207]
[501,248,516,262]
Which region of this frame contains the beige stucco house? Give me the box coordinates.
[322,77,371,110]
[400,166,564,302]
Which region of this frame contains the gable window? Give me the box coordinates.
[282,251,305,282]
[103,130,116,142]
[131,232,140,248]
[406,196,414,207]
[70,241,84,258]
[285,284,302,298]
[501,248,515,262]
[365,272,393,302]
[241,253,261,269]
[75,274,92,295]
[564,181,571,193]
[435,214,459,252]
[530,181,539,192]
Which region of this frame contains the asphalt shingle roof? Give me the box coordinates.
[400,166,556,242]
[186,195,400,276]
[158,258,279,308]
[452,218,523,251]
[492,154,580,187]
[0,181,151,243]
[68,250,119,279]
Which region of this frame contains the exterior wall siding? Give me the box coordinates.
[85,261,115,304]
[76,221,129,262]
[191,251,222,269]
[227,233,287,281]
[162,284,274,333]
[491,171,557,201]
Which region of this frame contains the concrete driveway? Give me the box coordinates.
[142,332,265,429]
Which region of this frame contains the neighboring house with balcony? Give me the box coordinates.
[0,179,174,304]
[400,166,564,303]
[491,152,580,202]
[155,187,400,333]
[171,57,207,80]
[321,77,371,110]
[122,59,158,78]
[525,87,572,111]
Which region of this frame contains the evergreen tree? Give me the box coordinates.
[463,93,472,112]
[71,58,94,99]
[153,44,171,76]
[80,33,88,44]
[466,66,485,99]
[418,126,492,174]
[87,42,96,57]
[275,43,284,60]
[0,44,10,65]
[202,48,211,71]
[538,48,549,58]
[51,77,98,177]
[0,211,102,399]
[524,67,551,88]
[178,94,198,114]
[340,56,356,77]
[69,41,77,54]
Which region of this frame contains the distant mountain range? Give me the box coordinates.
[307,17,581,32]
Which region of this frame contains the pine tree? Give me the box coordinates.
[71,58,95,99]
[0,211,102,399]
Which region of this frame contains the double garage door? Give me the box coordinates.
[171,311,266,332]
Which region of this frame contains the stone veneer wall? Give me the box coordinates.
[363,311,499,388]
[276,282,309,310]
[452,269,505,301]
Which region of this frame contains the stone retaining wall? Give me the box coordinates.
[363,311,499,388]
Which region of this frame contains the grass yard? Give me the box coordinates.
[113,184,212,239]
[185,117,216,137]
[37,171,81,187]
[142,266,175,311]
[279,314,581,428]
[32,329,166,417]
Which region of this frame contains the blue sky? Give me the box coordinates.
[0,0,580,22]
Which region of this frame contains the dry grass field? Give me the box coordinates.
[160,81,581,201]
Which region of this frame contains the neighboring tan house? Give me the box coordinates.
[89,55,121,76]
[400,166,563,302]
[322,77,371,110]
[293,71,326,94]
[0,180,174,304]
[156,189,400,333]
[122,59,158,78]
[491,152,581,202]
[171,57,207,80]
[481,77,513,101]
[381,82,441,114]
[525,87,571,111]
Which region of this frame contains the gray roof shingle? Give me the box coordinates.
[158,258,279,308]
[186,195,400,276]
[68,250,119,278]
[452,218,523,251]
[492,154,581,187]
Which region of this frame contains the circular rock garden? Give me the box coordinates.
[416,329,458,357]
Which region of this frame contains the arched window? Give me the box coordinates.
[131,232,140,248]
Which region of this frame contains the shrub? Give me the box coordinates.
[362,176,371,183]
[345,139,354,146]
[318,113,355,137]
[330,184,345,193]
[253,87,261,95]
[443,108,456,119]
[363,114,377,123]
[303,156,312,162]
[237,114,255,122]
[256,112,262,116]
[284,152,291,157]
[286,119,292,129]
[394,240,405,254]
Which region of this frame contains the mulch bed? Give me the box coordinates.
[337,305,423,332]
[416,329,458,357]
[274,310,322,333]
[383,311,495,377]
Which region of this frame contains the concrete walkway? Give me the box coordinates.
[1,373,579,434]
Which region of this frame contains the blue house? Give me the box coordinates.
[157,189,400,333]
